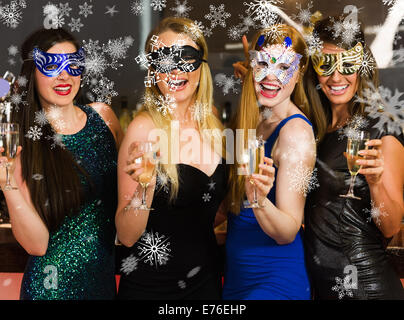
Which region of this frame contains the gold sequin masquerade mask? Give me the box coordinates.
[311,42,364,77]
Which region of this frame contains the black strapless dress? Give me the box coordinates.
[117,162,228,300]
[304,118,404,300]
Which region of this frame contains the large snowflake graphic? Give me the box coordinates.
[243,0,282,29]
[286,161,319,196]
[355,82,404,136]
[137,230,172,268]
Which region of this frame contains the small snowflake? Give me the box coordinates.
[260,107,273,120]
[215,73,241,96]
[286,162,319,196]
[202,193,211,202]
[25,126,42,141]
[78,2,93,18]
[131,0,144,16]
[331,276,354,299]
[155,94,177,116]
[150,0,166,11]
[305,31,323,56]
[265,22,286,40]
[156,171,170,193]
[58,3,72,17]
[338,114,369,140]
[227,25,243,41]
[32,173,44,181]
[204,4,231,29]
[120,254,138,275]
[170,0,192,17]
[7,45,18,56]
[359,51,376,77]
[46,133,65,149]
[183,20,205,41]
[364,201,387,226]
[34,110,49,126]
[207,180,216,191]
[190,101,211,122]
[68,17,84,32]
[292,1,313,25]
[137,230,172,268]
[105,5,118,17]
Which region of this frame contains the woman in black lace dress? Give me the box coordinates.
[303,17,404,299]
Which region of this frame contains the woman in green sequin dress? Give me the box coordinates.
[0,28,123,300]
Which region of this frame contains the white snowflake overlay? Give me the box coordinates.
[137,230,172,268]
[337,114,369,140]
[355,82,404,136]
[0,0,26,29]
[25,125,42,141]
[170,0,192,18]
[364,201,388,226]
[82,37,133,104]
[332,276,354,299]
[214,73,241,96]
[120,254,138,275]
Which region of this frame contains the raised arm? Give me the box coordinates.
[1,149,49,256]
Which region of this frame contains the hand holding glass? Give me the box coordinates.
[133,141,160,211]
[0,123,19,191]
[243,138,265,209]
[339,131,370,200]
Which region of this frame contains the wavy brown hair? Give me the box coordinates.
[304,17,379,142]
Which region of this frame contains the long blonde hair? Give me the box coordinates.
[136,17,224,202]
[226,24,324,214]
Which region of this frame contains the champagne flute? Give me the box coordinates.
[243,138,265,209]
[133,141,159,211]
[339,130,370,200]
[0,123,19,191]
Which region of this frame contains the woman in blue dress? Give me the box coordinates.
[222,25,323,300]
[0,28,123,299]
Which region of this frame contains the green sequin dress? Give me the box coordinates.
[20,105,118,300]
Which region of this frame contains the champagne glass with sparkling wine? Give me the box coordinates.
[243,137,265,209]
[133,141,159,211]
[339,131,370,200]
[0,123,19,191]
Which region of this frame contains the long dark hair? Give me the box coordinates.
[11,28,88,232]
[304,16,379,142]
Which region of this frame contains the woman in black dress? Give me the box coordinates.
[302,17,404,299]
[115,17,228,299]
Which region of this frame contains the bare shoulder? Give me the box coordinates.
[277,116,316,163]
[89,102,116,121]
[125,111,156,141]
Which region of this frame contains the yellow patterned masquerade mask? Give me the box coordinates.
[311,42,364,76]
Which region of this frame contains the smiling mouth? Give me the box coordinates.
[328,84,349,94]
[54,85,72,95]
[259,83,281,98]
[171,79,188,90]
